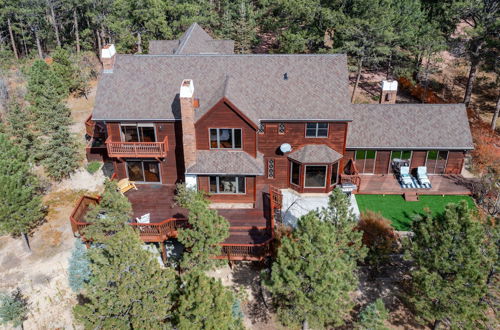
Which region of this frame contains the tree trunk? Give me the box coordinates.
[73,8,80,54]
[464,56,480,107]
[423,53,431,104]
[137,32,142,54]
[96,29,102,62]
[7,18,19,59]
[35,31,43,59]
[21,26,28,56]
[22,233,31,252]
[491,93,500,131]
[432,319,441,330]
[351,58,363,103]
[302,319,309,330]
[47,0,61,47]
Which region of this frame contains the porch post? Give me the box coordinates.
[160,241,167,264]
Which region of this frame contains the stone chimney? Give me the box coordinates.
[380,80,398,104]
[101,44,116,73]
[180,79,197,170]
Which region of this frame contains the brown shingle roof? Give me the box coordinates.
[92,54,351,123]
[288,144,343,163]
[148,40,179,55]
[186,150,264,175]
[346,104,474,149]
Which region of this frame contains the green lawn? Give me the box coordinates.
[355,194,475,231]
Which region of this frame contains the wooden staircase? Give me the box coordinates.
[404,192,419,201]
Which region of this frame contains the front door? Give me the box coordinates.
[126,160,161,183]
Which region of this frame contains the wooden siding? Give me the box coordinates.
[107,123,121,142]
[257,122,348,188]
[195,100,257,157]
[445,151,465,174]
[375,150,391,174]
[197,176,256,203]
[410,151,427,170]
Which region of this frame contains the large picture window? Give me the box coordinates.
[426,150,448,174]
[290,162,301,185]
[355,150,376,173]
[126,160,161,183]
[209,176,245,194]
[305,123,328,137]
[209,128,242,149]
[304,165,327,188]
[121,124,156,142]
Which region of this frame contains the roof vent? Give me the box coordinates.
[283,73,288,80]
[280,143,292,154]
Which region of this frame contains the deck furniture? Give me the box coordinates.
[136,213,151,224]
[417,166,431,186]
[117,178,137,194]
[399,166,413,186]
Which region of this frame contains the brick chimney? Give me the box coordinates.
[180,79,197,171]
[101,44,116,73]
[380,80,398,104]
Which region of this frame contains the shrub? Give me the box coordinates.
[86,161,102,174]
[0,289,28,328]
[68,240,91,292]
[357,211,398,272]
[357,298,389,330]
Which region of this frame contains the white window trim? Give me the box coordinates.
[209,128,243,149]
[209,176,246,194]
[305,122,329,138]
[304,165,328,188]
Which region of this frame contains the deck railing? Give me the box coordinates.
[216,238,273,261]
[106,136,168,158]
[85,115,95,137]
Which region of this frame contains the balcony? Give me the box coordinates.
[106,136,168,158]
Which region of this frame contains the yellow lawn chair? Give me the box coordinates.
[117,178,138,194]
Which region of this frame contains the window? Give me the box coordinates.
[305,122,328,137]
[121,124,156,142]
[209,176,245,194]
[126,160,161,183]
[426,150,448,174]
[290,162,300,185]
[355,150,376,173]
[209,128,242,149]
[258,123,265,134]
[331,162,339,185]
[267,159,275,179]
[390,150,412,161]
[304,165,327,188]
[278,123,286,134]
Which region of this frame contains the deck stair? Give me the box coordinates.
[404,192,419,201]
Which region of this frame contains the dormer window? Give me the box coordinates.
[209,128,242,149]
[305,122,328,138]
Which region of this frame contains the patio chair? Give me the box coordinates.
[417,166,431,186]
[400,166,413,186]
[136,213,151,224]
[117,178,137,194]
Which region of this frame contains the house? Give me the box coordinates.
[75,23,473,261]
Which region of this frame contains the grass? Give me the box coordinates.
[355,194,475,231]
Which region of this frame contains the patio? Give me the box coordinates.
[357,174,471,195]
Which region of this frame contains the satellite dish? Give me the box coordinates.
[280,143,292,153]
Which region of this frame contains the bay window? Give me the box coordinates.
[304,165,327,188]
[290,162,300,185]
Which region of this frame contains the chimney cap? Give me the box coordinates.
[101,44,116,59]
[382,80,398,91]
[180,79,194,98]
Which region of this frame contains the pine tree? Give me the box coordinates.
[176,271,242,330]
[266,211,365,329]
[51,47,79,93]
[73,227,178,329]
[41,126,80,180]
[0,133,44,237]
[406,201,495,328]
[175,184,229,272]
[0,289,28,328]
[356,298,389,330]
[83,179,132,242]
[5,100,36,153]
[68,240,91,292]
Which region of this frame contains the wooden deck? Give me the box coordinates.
[126,184,270,246]
[357,174,472,195]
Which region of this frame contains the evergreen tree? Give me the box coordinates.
[51,47,79,93]
[0,133,44,237]
[83,179,132,242]
[68,239,91,292]
[266,211,365,329]
[175,184,230,272]
[176,271,242,330]
[5,100,36,153]
[406,201,495,328]
[218,0,258,54]
[356,298,389,330]
[41,126,80,180]
[73,227,178,329]
[0,289,28,329]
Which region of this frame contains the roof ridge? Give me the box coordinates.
[128,53,347,58]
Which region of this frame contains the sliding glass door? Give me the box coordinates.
[355,150,376,174]
[126,160,161,183]
[426,151,448,174]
